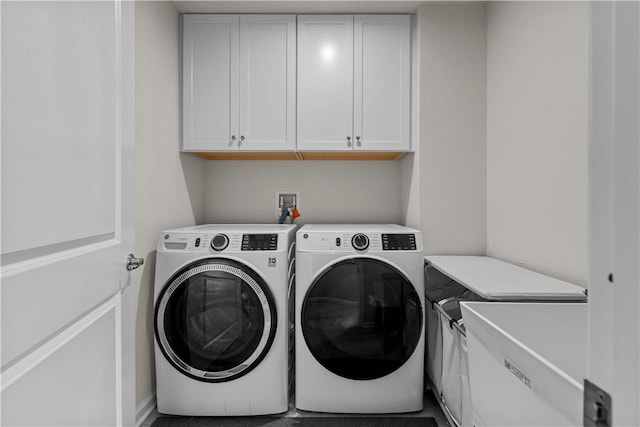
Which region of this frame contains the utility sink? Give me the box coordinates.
[460,302,588,426]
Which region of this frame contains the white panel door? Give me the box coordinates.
[182,15,240,151]
[588,2,640,425]
[297,15,354,151]
[239,15,296,151]
[1,1,136,425]
[354,15,411,151]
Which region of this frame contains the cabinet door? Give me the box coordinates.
[182,15,239,151]
[354,15,411,151]
[297,15,354,151]
[239,15,296,151]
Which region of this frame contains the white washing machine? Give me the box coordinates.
[153,224,296,416]
[295,224,425,413]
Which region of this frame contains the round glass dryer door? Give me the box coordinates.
[155,259,276,382]
[302,258,423,380]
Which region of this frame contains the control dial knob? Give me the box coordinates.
[211,234,229,251]
[351,233,370,251]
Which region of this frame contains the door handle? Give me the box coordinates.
[126,253,144,271]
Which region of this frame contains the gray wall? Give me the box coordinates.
[203,160,403,224]
[413,3,488,256]
[486,1,589,286]
[134,0,204,411]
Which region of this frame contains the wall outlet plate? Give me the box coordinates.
[276,191,299,219]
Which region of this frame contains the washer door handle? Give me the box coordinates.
[126,253,144,271]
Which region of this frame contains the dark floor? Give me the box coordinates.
[141,388,450,427]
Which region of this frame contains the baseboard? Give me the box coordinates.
[136,393,156,427]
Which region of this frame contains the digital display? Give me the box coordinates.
[242,234,278,251]
[382,234,416,251]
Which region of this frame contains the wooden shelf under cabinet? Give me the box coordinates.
[188,151,408,161]
[297,152,407,161]
[191,152,299,161]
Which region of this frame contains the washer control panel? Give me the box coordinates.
[382,234,417,251]
[161,232,280,252]
[241,234,278,251]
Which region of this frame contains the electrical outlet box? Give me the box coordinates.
[276,191,300,219]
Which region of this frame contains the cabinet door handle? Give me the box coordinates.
[356,135,361,147]
[229,135,236,147]
[239,135,245,147]
[347,136,352,148]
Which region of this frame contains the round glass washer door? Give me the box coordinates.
[155,258,276,382]
[301,258,423,380]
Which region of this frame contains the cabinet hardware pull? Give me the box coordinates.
[239,135,245,147]
[356,135,361,147]
[347,136,352,148]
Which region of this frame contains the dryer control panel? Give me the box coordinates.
[298,231,419,253]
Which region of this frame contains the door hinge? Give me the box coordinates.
[584,379,612,427]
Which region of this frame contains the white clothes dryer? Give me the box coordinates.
[295,224,425,414]
[153,224,296,416]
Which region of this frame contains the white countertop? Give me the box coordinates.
[425,255,587,301]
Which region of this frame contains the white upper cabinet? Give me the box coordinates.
[182,15,238,151]
[297,15,412,153]
[182,15,296,152]
[297,15,354,151]
[239,15,296,151]
[354,15,411,151]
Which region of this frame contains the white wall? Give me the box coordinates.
[134,0,205,412]
[203,160,403,224]
[486,1,589,286]
[401,153,420,229]
[414,3,487,255]
[400,18,421,229]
